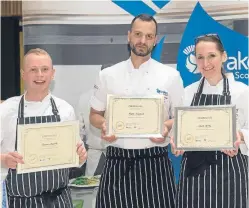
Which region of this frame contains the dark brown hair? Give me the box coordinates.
[130,14,158,35]
[194,34,225,54]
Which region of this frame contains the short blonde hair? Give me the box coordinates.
[24,48,53,66]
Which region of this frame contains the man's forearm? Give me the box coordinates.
[89,111,105,129]
[165,119,173,131]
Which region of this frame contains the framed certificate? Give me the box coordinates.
[174,105,236,151]
[17,120,80,174]
[105,95,164,137]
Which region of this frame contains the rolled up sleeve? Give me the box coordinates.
[90,71,107,111]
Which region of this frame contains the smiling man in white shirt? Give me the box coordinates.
[0,48,87,208]
[90,14,184,208]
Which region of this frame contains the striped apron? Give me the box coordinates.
[5,96,73,208]
[176,75,248,208]
[95,146,176,208]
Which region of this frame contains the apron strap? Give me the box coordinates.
[18,95,59,118]
[50,97,59,115]
[222,73,230,96]
[196,77,205,95]
[18,96,25,119]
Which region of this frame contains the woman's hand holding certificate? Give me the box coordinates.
[221,132,241,157]
[173,105,241,155]
[174,105,236,151]
[171,133,241,158]
[170,136,184,157]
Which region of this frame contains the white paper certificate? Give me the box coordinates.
[174,105,236,151]
[106,95,164,138]
[17,120,80,174]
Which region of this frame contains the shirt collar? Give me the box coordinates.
[203,72,235,88]
[126,57,152,73]
[24,91,51,104]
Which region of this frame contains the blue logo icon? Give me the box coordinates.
[183,45,199,74]
[177,2,248,87]
[156,88,168,96]
[112,0,170,17]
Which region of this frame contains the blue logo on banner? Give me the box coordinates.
[112,0,171,62]
[112,0,170,17]
[177,2,249,87]
[112,0,157,16]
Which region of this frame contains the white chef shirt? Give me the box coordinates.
[0,93,80,181]
[184,73,249,155]
[90,58,184,149]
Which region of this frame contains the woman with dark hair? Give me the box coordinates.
[172,34,248,208]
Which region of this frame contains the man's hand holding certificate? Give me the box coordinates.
[105,95,165,138]
[16,121,85,174]
[101,121,117,142]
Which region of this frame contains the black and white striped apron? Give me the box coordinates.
[95,146,176,208]
[176,75,248,208]
[5,95,73,208]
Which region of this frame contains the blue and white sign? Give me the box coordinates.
[177,2,248,87]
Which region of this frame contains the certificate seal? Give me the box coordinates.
[116,121,124,130]
[27,154,38,164]
[184,134,194,144]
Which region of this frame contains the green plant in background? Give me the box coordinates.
[73,200,84,208]
[71,176,100,186]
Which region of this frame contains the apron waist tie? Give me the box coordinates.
[106,152,168,160]
[185,151,222,177]
[9,186,67,199]
[40,186,67,200]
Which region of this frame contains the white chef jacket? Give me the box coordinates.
[184,73,249,155]
[0,93,83,181]
[76,90,106,176]
[90,58,184,149]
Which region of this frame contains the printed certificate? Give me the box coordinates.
[174,105,236,151]
[17,121,79,174]
[106,95,165,137]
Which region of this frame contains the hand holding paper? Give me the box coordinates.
[1,152,24,169]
